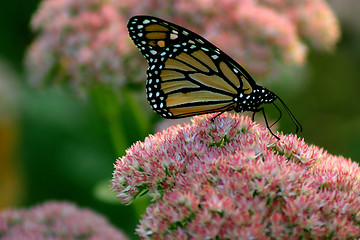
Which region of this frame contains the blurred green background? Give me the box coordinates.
[0,1,359,239]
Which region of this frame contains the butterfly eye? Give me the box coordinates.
[128,16,302,140]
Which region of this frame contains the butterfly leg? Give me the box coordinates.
[210,105,235,122]
[254,108,280,140]
[211,110,227,122]
[251,111,256,122]
[270,102,282,128]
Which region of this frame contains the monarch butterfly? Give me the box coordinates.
[127,15,302,140]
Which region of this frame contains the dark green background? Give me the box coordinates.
[1,1,359,239]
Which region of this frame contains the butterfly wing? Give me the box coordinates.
[127,15,258,118]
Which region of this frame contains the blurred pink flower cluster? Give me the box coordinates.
[26,0,142,90]
[112,113,360,239]
[0,201,128,240]
[172,0,339,78]
[27,0,339,89]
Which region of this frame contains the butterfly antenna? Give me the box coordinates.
[276,96,302,133]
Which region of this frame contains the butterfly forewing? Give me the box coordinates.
[127,15,259,118]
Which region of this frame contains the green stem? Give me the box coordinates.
[90,85,128,156]
[122,89,151,137]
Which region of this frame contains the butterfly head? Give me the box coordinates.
[234,86,277,113]
[248,86,302,137]
[254,86,277,105]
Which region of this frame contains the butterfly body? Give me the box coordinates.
[128,15,301,139]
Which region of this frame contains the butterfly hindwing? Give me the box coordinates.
[128,16,259,118]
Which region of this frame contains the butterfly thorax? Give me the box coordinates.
[234,86,277,113]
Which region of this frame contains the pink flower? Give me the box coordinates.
[0,201,128,240]
[26,0,144,91]
[26,0,340,89]
[112,113,360,239]
[258,0,340,50]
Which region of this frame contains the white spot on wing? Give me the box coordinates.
[197,39,204,44]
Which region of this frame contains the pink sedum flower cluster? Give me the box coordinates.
[112,113,360,239]
[27,0,340,89]
[258,0,340,51]
[26,0,142,90]
[172,0,340,78]
[0,201,128,240]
